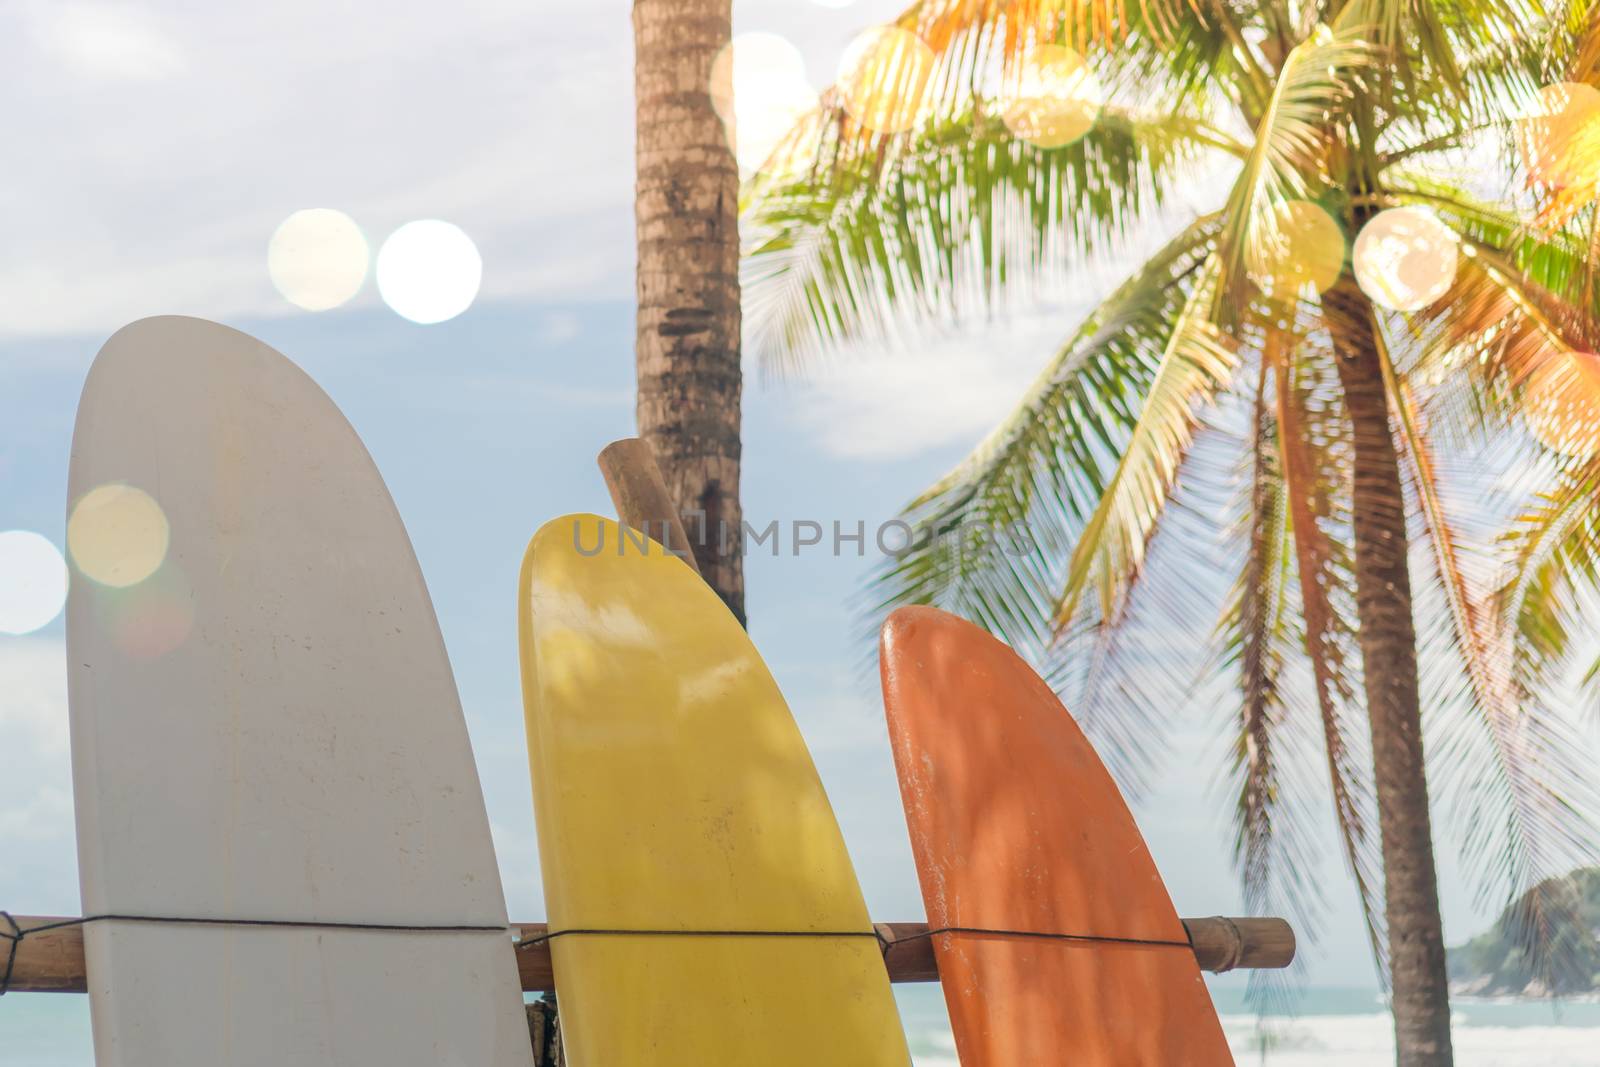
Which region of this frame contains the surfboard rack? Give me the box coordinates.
[0,914,1292,994]
[0,439,1296,1011]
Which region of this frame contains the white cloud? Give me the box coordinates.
[0,0,928,341]
[537,311,582,346]
[768,166,1235,463]
[779,305,1080,461]
[0,1,636,338]
[0,637,70,754]
[27,2,187,82]
[0,637,80,911]
[0,784,75,844]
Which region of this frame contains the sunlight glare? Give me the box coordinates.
[999,45,1103,149]
[1522,350,1600,460]
[1352,207,1459,312]
[0,531,69,635]
[376,220,483,325]
[1517,82,1600,190]
[836,26,935,135]
[267,208,369,311]
[1249,201,1346,302]
[711,33,819,178]
[68,484,170,588]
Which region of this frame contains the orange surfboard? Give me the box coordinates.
[879,606,1233,1064]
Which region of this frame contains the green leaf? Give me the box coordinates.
[742,106,1230,371]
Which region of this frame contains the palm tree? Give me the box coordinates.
[634,0,745,623]
[743,1,1600,1061]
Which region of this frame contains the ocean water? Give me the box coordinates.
[0,995,93,1067]
[895,984,1600,1066]
[4,986,1598,1064]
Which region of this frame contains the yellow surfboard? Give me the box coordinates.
[517,515,911,1066]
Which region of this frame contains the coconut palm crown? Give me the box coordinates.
[744,0,1600,1061]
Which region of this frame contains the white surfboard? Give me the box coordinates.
[65,316,533,1067]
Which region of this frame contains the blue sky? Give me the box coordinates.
[0,6,1530,1044]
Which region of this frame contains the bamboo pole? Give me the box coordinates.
[0,915,1293,994]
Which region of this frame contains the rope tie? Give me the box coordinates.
[516,924,1193,955]
[515,927,885,951]
[0,913,20,997]
[902,926,1192,951]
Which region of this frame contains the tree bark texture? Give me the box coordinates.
[1326,274,1454,1066]
[633,0,745,624]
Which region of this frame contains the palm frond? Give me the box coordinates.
[1383,323,1517,732]
[1369,17,1551,170]
[1379,312,1600,989]
[883,0,1201,116]
[1273,326,1388,972]
[1422,456,1600,986]
[1384,181,1591,301]
[1219,351,1366,1007]
[1568,0,1600,84]
[1212,23,1376,320]
[1500,456,1600,704]
[1402,230,1595,456]
[1337,0,1546,104]
[742,105,1229,370]
[895,0,1181,58]
[1053,254,1236,629]
[864,214,1221,655]
[1230,361,1296,915]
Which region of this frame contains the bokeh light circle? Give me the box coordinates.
[1248,201,1347,302]
[1517,82,1600,190]
[999,45,1103,148]
[68,484,170,588]
[1352,207,1459,312]
[106,563,195,659]
[711,33,819,177]
[0,531,69,635]
[267,209,370,311]
[836,26,935,135]
[376,220,483,325]
[1522,350,1600,459]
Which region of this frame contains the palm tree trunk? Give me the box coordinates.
[1326,275,1454,1065]
[632,0,745,625]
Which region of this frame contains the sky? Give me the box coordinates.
[0,4,1536,1043]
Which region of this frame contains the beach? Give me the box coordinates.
[896,985,1600,1066]
[6,985,1598,1064]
